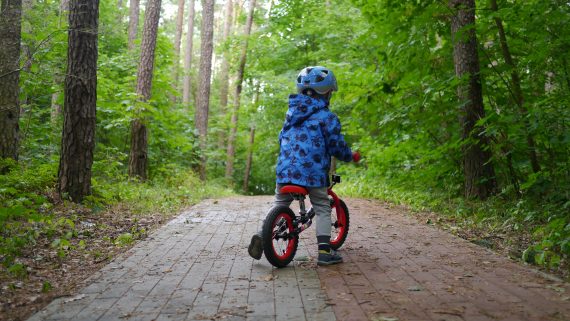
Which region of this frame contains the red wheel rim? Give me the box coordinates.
[271,213,295,260]
[330,202,346,247]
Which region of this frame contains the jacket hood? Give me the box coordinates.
[283,94,328,129]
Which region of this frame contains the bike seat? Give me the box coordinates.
[280,185,309,195]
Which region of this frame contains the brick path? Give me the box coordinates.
[28,197,569,321]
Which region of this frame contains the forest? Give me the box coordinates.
[0,0,569,316]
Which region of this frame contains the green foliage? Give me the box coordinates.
[7,263,27,279]
[236,0,569,273]
[6,0,569,277]
[114,233,134,247]
[1,0,229,278]
[42,281,53,293]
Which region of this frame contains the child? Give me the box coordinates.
[248,66,359,266]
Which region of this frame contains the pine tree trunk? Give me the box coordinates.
[182,0,195,105]
[20,0,33,112]
[0,0,22,162]
[195,0,215,180]
[127,0,140,50]
[217,0,233,149]
[128,0,161,180]
[489,0,540,174]
[225,0,255,180]
[58,0,99,202]
[450,0,497,199]
[243,127,255,192]
[219,0,233,112]
[171,0,185,98]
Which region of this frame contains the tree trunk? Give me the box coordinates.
[489,0,540,174]
[0,0,22,162]
[0,0,22,160]
[219,0,233,113]
[243,127,255,192]
[267,0,273,17]
[171,0,185,98]
[450,0,497,199]
[128,0,161,180]
[58,0,99,202]
[195,0,215,180]
[20,0,32,112]
[225,0,255,180]
[127,0,140,50]
[182,0,195,105]
[232,0,242,31]
[50,0,70,125]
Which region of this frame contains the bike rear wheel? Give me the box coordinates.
[330,199,349,250]
[262,206,298,268]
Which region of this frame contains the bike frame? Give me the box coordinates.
[287,176,342,236]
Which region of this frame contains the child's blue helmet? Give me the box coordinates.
[296,66,338,95]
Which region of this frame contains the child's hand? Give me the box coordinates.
[352,152,361,163]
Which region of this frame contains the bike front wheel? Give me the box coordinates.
[262,206,299,268]
[330,199,350,250]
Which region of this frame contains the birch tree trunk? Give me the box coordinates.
[0,0,22,162]
[195,0,216,180]
[171,0,185,98]
[182,0,195,105]
[450,0,497,199]
[128,0,161,180]
[58,0,99,202]
[225,0,256,179]
[489,0,540,174]
[127,0,140,50]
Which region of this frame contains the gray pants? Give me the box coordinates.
[274,184,331,238]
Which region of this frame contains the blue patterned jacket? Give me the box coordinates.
[275,94,352,187]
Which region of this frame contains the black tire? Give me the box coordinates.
[262,206,298,268]
[330,199,349,250]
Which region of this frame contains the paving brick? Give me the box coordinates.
[73,297,118,321]
[160,288,199,314]
[246,301,275,316]
[27,196,570,321]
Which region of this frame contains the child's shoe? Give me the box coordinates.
[317,250,343,266]
[248,233,263,260]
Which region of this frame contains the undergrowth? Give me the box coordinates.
[0,157,233,278]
